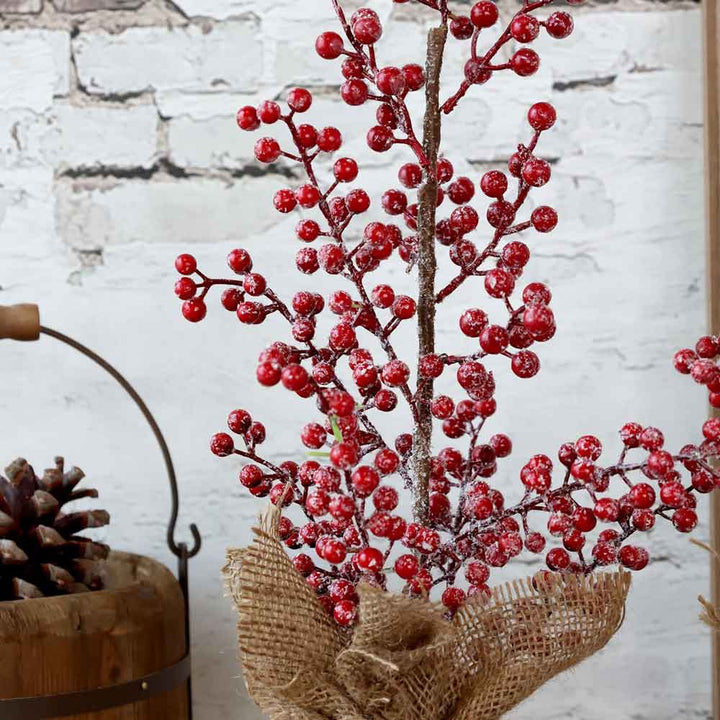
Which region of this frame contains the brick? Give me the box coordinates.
[52,0,145,11]
[0,0,42,13]
[0,30,70,112]
[42,101,158,167]
[163,95,370,171]
[72,21,262,96]
[55,174,288,248]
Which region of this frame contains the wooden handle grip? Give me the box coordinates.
[0,304,40,341]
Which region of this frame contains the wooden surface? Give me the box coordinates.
[0,551,188,720]
[0,303,40,341]
[705,0,720,715]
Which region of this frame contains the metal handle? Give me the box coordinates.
[0,303,199,718]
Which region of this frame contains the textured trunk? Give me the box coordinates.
[412,20,448,524]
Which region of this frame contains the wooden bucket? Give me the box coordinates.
[0,303,197,719]
[0,552,189,719]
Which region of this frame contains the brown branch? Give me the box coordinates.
[412,19,448,524]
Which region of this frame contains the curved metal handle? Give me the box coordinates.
[0,304,202,561]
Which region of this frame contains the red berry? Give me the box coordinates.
[703,417,720,440]
[479,324,508,354]
[367,125,394,152]
[392,295,416,319]
[546,11,574,39]
[301,423,326,449]
[460,308,488,337]
[254,137,281,163]
[182,298,206,322]
[394,554,418,580]
[356,546,384,571]
[639,427,664,450]
[296,124,317,148]
[287,88,312,113]
[210,432,234,456]
[531,205,558,232]
[594,497,620,522]
[334,157,358,182]
[442,587,466,611]
[511,48,540,76]
[174,277,196,299]
[471,1,499,28]
[628,483,656,510]
[228,409,252,434]
[402,63,425,91]
[352,15,382,44]
[525,532,546,553]
[673,507,698,533]
[450,15,474,39]
[376,66,406,96]
[257,101,281,124]
[317,127,342,152]
[522,158,551,187]
[447,177,475,204]
[527,102,557,131]
[330,441,359,469]
[341,79,369,106]
[510,14,540,42]
[618,545,649,571]
[175,253,197,275]
[592,542,617,566]
[381,359,410,387]
[295,184,321,209]
[315,31,344,59]
[487,200,516,228]
[236,105,260,131]
[399,163,423,188]
[347,189,371,214]
[485,268,515,298]
[546,547,570,570]
[511,350,540,378]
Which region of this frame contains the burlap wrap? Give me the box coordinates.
[225,509,631,720]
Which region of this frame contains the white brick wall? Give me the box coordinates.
[0,1,711,719]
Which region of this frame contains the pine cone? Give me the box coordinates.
[0,457,110,600]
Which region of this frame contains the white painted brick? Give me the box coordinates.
[55,174,289,249]
[40,101,158,168]
[72,21,263,96]
[0,30,70,112]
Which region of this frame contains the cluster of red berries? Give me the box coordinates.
[674,335,720,408]
[175,0,720,626]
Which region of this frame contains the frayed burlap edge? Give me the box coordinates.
[225,505,631,720]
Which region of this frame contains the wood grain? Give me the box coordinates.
[704,0,720,714]
[0,551,188,720]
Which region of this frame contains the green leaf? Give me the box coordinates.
[306,451,331,458]
[330,415,344,443]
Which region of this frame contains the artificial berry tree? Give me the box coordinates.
[175,0,719,716]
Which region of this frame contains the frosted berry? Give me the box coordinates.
[546,11,574,39]
[510,49,540,76]
[334,157,358,182]
[531,206,558,232]
[257,101,281,124]
[450,14,473,39]
[510,14,540,43]
[182,298,207,322]
[175,253,197,275]
[210,432,234,457]
[527,102,557,131]
[236,106,260,131]
[316,31,344,59]
[471,1,499,28]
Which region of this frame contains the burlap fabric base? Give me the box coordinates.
[225,510,631,720]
